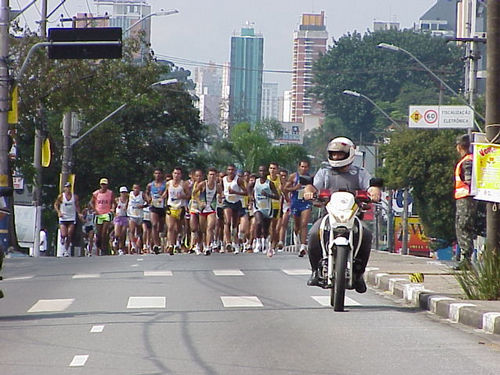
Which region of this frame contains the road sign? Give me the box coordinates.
[48,28,122,59]
[408,105,474,129]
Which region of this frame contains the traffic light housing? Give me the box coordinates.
[48,28,122,59]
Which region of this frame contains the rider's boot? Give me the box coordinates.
[354,273,367,293]
[307,269,320,286]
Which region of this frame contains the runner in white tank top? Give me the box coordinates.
[127,184,147,254]
[54,182,81,256]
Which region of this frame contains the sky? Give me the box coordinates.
[15,0,438,92]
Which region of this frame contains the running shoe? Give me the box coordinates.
[118,249,124,256]
[233,244,240,255]
[167,245,174,255]
[153,245,161,255]
[277,241,284,252]
[63,251,70,257]
[267,247,274,258]
[194,245,201,255]
[254,241,261,253]
[204,248,211,256]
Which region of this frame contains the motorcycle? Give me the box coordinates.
[315,189,371,311]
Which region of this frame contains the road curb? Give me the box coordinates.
[365,269,500,335]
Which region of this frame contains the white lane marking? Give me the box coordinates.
[4,275,34,281]
[72,274,100,279]
[282,269,311,275]
[213,269,244,276]
[221,296,263,307]
[131,264,139,267]
[127,297,166,309]
[312,296,361,307]
[90,325,105,333]
[137,258,144,261]
[28,299,74,313]
[144,271,173,277]
[69,355,89,367]
[365,267,380,272]
[449,303,476,323]
[483,312,500,334]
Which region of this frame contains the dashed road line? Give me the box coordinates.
[220,296,263,307]
[127,296,166,309]
[69,355,89,367]
[282,269,310,275]
[144,271,173,277]
[90,325,105,333]
[72,274,100,279]
[311,295,361,307]
[213,269,244,276]
[27,299,75,313]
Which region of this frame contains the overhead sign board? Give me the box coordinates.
[48,28,122,59]
[408,105,474,129]
[273,122,304,145]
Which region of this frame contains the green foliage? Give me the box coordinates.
[10,34,204,208]
[378,129,459,240]
[455,250,500,300]
[207,121,308,173]
[311,29,464,142]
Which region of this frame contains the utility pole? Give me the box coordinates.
[61,112,72,186]
[31,0,48,257]
[486,0,500,253]
[0,0,10,196]
[401,188,409,255]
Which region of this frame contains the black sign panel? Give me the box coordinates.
[48,28,122,59]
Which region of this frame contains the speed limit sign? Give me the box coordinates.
[424,109,438,124]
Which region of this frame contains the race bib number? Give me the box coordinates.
[152,197,164,208]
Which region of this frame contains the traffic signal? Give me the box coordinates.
[48,28,122,59]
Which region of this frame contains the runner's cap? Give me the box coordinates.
[99,178,109,185]
[119,186,128,193]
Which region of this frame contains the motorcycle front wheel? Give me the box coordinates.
[331,245,348,311]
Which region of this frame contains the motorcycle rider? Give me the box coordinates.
[303,137,382,293]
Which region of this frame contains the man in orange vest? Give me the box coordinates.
[454,134,476,264]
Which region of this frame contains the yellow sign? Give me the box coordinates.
[8,85,18,124]
[41,138,51,167]
[473,143,500,203]
[410,110,422,123]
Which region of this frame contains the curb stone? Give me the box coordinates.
[365,269,500,335]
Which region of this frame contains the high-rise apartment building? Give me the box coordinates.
[291,11,328,126]
[194,64,222,125]
[261,83,279,121]
[229,24,264,127]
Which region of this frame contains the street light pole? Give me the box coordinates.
[0,0,10,195]
[124,9,179,35]
[377,42,485,129]
[342,90,403,130]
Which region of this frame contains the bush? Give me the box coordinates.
[454,250,500,300]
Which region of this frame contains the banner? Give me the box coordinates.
[472,143,500,203]
[394,216,430,257]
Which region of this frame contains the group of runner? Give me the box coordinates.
[54,160,314,258]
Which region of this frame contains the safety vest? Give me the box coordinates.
[454,154,473,199]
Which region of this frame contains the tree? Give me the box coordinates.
[378,129,460,241]
[311,29,464,143]
[10,33,204,241]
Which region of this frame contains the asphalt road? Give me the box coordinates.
[1,253,500,375]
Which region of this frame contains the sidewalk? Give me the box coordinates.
[365,250,500,335]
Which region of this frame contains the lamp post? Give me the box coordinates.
[124,9,179,35]
[342,89,402,130]
[377,42,485,129]
[61,79,177,189]
[342,89,400,253]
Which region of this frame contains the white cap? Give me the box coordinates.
[119,186,128,193]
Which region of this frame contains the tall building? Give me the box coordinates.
[95,0,152,59]
[220,62,231,135]
[261,83,279,121]
[194,64,222,125]
[282,90,293,122]
[417,0,457,37]
[229,23,264,127]
[291,11,328,126]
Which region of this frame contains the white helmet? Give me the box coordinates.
[327,137,356,168]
